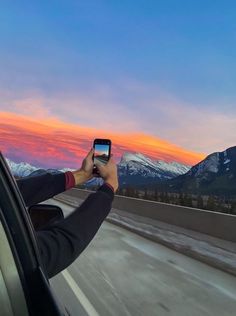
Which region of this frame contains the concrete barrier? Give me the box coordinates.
[63,188,236,242]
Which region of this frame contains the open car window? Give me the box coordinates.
[0,153,64,316]
[0,219,29,316]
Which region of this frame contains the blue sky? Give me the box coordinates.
[95,144,109,156]
[0,0,235,154]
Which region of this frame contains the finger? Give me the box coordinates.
[95,161,105,172]
[106,158,111,165]
[86,148,94,158]
[95,161,103,168]
[108,157,115,164]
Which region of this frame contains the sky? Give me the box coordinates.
[0,1,235,168]
[94,144,110,157]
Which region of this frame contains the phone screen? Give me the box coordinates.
[94,144,110,165]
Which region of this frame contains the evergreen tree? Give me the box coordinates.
[164,192,170,203]
[206,195,216,211]
[197,195,204,209]
[171,194,179,204]
[179,193,184,206]
[230,200,236,215]
[154,188,158,201]
[184,194,193,207]
[126,186,136,197]
[117,187,124,196]
[133,189,139,198]
[144,187,149,200]
[159,191,165,202]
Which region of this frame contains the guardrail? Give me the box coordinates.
[64,188,236,243]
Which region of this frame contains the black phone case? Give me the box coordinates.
[92,139,111,177]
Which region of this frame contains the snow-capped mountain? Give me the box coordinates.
[6,147,235,195]
[167,146,236,195]
[119,152,190,179]
[118,152,190,185]
[5,152,191,188]
[6,158,39,177]
[5,158,74,178]
[187,147,235,178]
[84,152,190,188]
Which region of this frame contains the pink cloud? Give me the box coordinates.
[0,112,205,168]
[0,82,234,156]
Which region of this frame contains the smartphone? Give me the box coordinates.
[93,139,112,176]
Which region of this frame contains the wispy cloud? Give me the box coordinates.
[0,81,235,156]
[146,99,236,153]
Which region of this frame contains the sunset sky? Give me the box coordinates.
[0,1,235,169]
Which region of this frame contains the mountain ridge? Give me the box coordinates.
[165,146,236,196]
[118,152,190,187]
[6,146,235,196]
[5,152,190,184]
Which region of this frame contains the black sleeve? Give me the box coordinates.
[36,184,114,278]
[16,172,66,207]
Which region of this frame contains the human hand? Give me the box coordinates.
[95,157,119,192]
[72,148,94,185]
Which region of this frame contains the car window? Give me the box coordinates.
[0,155,67,316]
[0,199,29,316]
[0,219,29,316]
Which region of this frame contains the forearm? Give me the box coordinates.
[72,169,92,186]
[36,184,114,278]
[17,172,66,207]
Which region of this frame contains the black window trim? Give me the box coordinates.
[0,153,64,316]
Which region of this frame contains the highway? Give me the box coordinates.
[47,199,236,316]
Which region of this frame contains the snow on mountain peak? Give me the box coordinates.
[5,158,74,178]
[192,152,220,177]
[6,151,191,182]
[6,158,39,177]
[119,152,154,165]
[119,152,190,179]
[120,152,149,164]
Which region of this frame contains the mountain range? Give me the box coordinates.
[5,158,73,178]
[6,152,190,183]
[165,146,236,196]
[5,146,236,196]
[117,152,190,186]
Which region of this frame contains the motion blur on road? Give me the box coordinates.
[47,197,236,316]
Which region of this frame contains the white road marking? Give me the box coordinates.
[61,269,100,316]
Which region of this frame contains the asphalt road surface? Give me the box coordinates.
[48,200,236,316]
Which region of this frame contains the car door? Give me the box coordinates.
[0,152,65,316]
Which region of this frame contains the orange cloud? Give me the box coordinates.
[0,112,205,168]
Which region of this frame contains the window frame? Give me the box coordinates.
[0,152,64,316]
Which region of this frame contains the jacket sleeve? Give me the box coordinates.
[36,184,114,278]
[16,172,66,207]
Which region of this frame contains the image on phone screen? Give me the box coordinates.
[94,144,110,165]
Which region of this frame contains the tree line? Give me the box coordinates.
[115,186,236,215]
